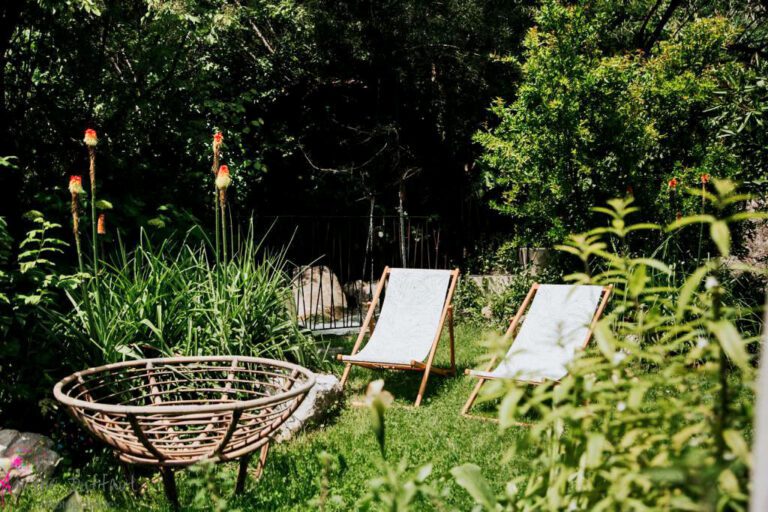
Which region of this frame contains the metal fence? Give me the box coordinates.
[255,215,447,332]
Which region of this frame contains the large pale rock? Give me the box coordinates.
[293,266,348,321]
[0,429,61,493]
[343,280,378,309]
[274,374,342,442]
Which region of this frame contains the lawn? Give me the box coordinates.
[14,323,525,511]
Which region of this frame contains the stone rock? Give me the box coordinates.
[481,305,493,320]
[519,247,551,275]
[741,199,768,268]
[293,266,348,321]
[468,274,514,296]
[343,280,378,309]
[274,374,342,442]
[0,429,61,493]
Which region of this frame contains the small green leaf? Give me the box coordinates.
[676,264,712,320]
[95,199,114,210]
[586,433,608,468]
[710,221,730,257]
[718,468,740,496]
[723,429,751,466]
[451,464,497,510]
[709,320,750,370]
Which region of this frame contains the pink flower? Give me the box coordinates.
[10,457,22,469]
[83,128,98,147]
[216,164,231,190]
[68,175,84,195]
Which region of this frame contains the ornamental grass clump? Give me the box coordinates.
[453,180,764,510]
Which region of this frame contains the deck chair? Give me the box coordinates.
[337,267,460,406]
[461,283,612,418]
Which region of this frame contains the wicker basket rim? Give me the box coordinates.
[53,355,316,415]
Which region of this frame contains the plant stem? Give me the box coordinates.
[220,190,228,264]
[712,283,727,463]
[213,146,220,266]
[71,193,83,273]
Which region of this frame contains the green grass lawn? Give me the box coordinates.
[14,323,523,511]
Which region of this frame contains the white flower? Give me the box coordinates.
[705,276,719,290]
[616,401,626,412]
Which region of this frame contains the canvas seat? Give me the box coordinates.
[461,283,612,418]
[337,267,460,406]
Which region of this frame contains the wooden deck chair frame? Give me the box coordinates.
[337,266,460,407]
[461,283,612,420]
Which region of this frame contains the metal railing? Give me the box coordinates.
[255,215,447,332]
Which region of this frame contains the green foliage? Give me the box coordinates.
[455,266,564,325]
[186,459,241,512]
[0,212,71,425]
[459,182,761,510]
[56,225,321,368]
[475,0,761,247]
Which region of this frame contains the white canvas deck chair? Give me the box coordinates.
[461,283,612,418]
[337,267,460,406]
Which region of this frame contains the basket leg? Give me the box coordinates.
[121,462,141,497]
[235,453,252,495]
[160,467,179,511]
[235,442,270,495]
[253,442,270,480]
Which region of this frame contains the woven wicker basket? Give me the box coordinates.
[54,356,315,507]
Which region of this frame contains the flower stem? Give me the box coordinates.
[88,146,99,280]
[212,146,221,267]
[220,189,228,264]
[71,193,83,273]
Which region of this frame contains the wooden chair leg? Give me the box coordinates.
[415,368,432,407]
[448,307,456,373]
[340,363,353,388]
[160,467,179,511]
[461,377,486,416]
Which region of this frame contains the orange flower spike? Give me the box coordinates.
[68,175,84,195]
[97,214,106,235]
[668,178,678,189]
[83,128,98,147]
[701,173,710,184]
[213,131,223,147]
[216,164,231,190]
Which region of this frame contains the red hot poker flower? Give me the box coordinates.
[668,178,678,189]
[69,175,84,195]
[83,128,98,147]
[701,173,710,184]
[213,132,223,144]
[97,214,106,235]
[216,164,231,190]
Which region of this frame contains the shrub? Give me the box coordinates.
[475,0,755,248]
[455,181,763,510]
